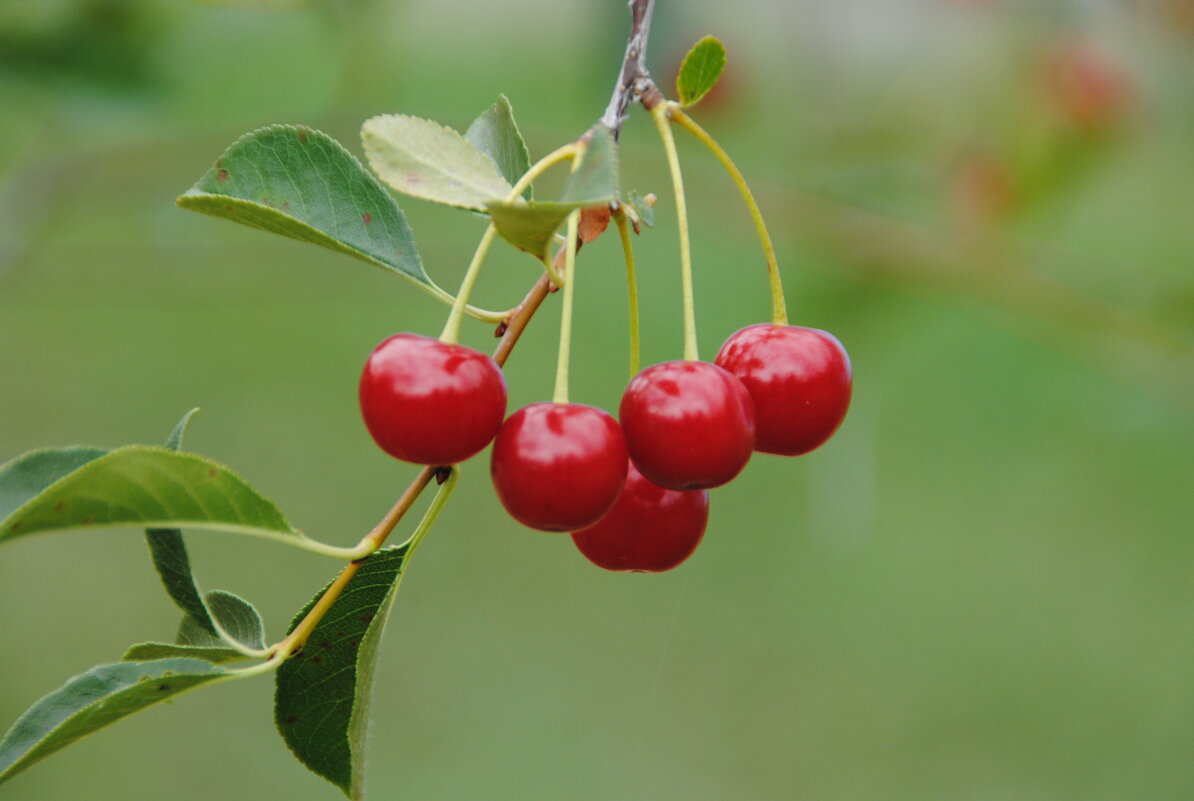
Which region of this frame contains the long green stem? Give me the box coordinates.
[553,208,581,404]
[440,143,580,344]
[612,207,641,376]
[669,104,789,326]
[650,102,699,361]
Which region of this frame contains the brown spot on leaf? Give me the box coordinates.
[54,501,66,513]
[81,517,93,525]
[260,196,271,207]
[360,614,374,624]
[282,201,290,210]
[319,641,332,650]
[208,468,218,478]
[284,714,299,725]
[362,212,373,225]
[297,129,309,143]
[9,521,22,532]
[217,169,229,183]
[157,684,170,692]
[311,655,322,664]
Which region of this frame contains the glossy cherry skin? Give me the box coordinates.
[619,360,756,491]
[715,324,851,456]
[359,333,507,465]
[571,463,709,573]
[490,402,628,532]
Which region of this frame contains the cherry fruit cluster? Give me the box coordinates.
[358,322,851,573]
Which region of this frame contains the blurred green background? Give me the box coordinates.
[2,0,1193,799]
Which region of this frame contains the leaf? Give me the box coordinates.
[0,446,108,522]
[626,190,656,228]
[176,125,429,290]
[0,658,233,786]
[486,126,619,258]
[486,201,579,258]
[0,445,298,547]
[206,590,267,651]
[466,95,533,200]
[362,114,514,210]
[177,615,225,647]
[561,125,619,205]
[122,642,246,664]
[275,546,411,799]
[676,35,727,107]
[147,408,216,634]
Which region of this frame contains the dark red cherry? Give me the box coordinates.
[359,333,507,465]
[618,360,755,491]
[571,462,709,573]
[490,402,628,532]
[715,324,851,456]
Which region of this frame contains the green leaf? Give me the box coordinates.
[676,35,727,107]
[466,95,533,201]
[176,125,429,290]
[362,113,515,210]
[177,615,225,647]
[0,659,233,786]
[122,642,246,664]
[486,201,579,258]
[561,125,619,205]
[626,190,656,228]
[0,446,108,521]
[147,408,216,634]
[206,590,267,651]
[275,546,411,799]
[486,126,619,257]
[0,445,298,547]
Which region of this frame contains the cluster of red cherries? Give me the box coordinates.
[358,324,851,573]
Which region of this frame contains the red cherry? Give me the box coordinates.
[619,360,755,491]
[359,333,507,465]
[715,324,851,456]
[490,402,628,532]
[571,462,709,573]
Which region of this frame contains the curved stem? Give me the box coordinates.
[439,144,580,344]
[669,104,789,325]
[612,207,642,376]
[650,102,699,361]
[426,283,509,324]
[553,208,582,404]
[395,466,457,556]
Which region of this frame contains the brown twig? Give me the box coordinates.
[601,0,656,138]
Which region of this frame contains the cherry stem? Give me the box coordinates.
[650,102,699,361]
[552,209,581,404]
[268,467,458,661]
[439,143,579,344]
[669,105,789,326]
[612,207,642,376]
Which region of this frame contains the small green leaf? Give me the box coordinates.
[206,590,266,651]
[486,126,619,258]
[176,125,430,290]
[561,126,619,205]
[0,659,234,785]
[147,409,216,635]
[486,201,580,258]
[466,95,533,200]
[676,35,727,107]
[626,190,656,228]
[362,114,515,210]
[0,447,108,521]
[0,445,298,546]
[275,546,411,799]
[177,615,224,647]
[122,642,246,664]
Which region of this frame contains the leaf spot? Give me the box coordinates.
[362,212,373,225]
[81,516,93,525]
[260,196,271,207]
[207,468,218,478]
[157,684,170,692]
[359,614,374,624]
[284,714,300,725]
[319,641,332,650]
[53,501,66,513]
[311,655,322,664]
[10,520,22,532]
[297,129,309,143]
[217,169,229,183]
